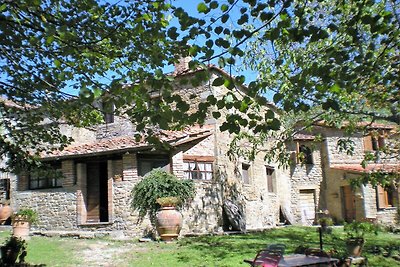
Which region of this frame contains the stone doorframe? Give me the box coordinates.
[76,161,113,225]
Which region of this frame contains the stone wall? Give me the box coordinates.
[318,127,365,165]
[96,119,136,140]
[285,141,324,225]
[321,127,399,224]
[377,209,398,225]
[59,125,96,145]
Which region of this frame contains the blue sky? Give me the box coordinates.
[62,0,261,97]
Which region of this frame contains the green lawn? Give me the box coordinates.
[1,226,400,266]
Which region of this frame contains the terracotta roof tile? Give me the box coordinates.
[314,120,396,130]
[42,125,213,160]
[331,164,400,173]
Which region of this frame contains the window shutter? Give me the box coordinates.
[266,168,274,193]
[376,185,387,209]
[378,136,385,149]
[363,136,373,151]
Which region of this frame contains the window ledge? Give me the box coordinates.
[29,186,63,191]
[192,179,214,183]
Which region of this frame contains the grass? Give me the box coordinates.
[0,226,399,266]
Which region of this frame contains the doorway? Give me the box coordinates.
[86,161,109,222]
[299,189,316,226]
[341,185,356,222]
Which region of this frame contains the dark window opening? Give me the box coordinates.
[29,162,63,189]
[138,154,170,177]
[242,163,250,184]
[266,167,275,193]
[298,145,313,165]
[377,185,397,209]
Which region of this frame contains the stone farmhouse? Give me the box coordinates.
[1,62,399,237]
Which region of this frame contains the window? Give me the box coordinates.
[376,185,397,209]
[364,135,385,152]
[103,102,115,124]
[298,144,313,164]
[183,160,213,180]
[242,163,250,184]
[266,167,275,193]
[137,154,169,177]
[93,100,115,124]
[29,162,63,189]
[0,173,10,200]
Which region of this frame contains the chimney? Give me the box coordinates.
[174,56,192,74]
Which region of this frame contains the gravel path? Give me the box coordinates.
[75,240,138,267]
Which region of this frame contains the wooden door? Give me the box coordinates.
[86,162,108,222]
[299,189,316,226]
[342,186,356,222]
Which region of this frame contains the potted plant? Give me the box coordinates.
[0,200,13,224]
[0,236,27,266]
[131,168,195,241]
[12,208,38,240]
[319,217,333,232]
[344,221,379,257]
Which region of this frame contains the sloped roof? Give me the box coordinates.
[313,120,396,130]
[42,125,213,160]
[331,164,400,173]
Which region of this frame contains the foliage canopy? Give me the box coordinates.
[0,0,399,186]
[131,168,196,221]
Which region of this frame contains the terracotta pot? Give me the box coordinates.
[155,206,182,241]
[0,205,13,224]
[346,238,364,257]
[12,218,30,240]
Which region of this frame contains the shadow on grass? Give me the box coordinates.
[175,227,346,264]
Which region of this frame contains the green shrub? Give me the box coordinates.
[344,221,379,239]
[319,217,334,227]
[131,169,196,221]
[13,208,38,224]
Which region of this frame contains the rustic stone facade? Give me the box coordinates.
[320,127,399,225]
[8,67,399,238]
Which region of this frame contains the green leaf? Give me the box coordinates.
[212,77,225,86]
[322,99,340,111]
[224,79,235,90]
[265,110,274,119]
[93,88,102,98]
[189,45,199,56]
[269,118,281,130]
[212,111,221,119]
[330,84,341,94]
[260,12,273,21]
[54,59,61,68]
[238,14,249,25]
[221,14,229,23]
[273,93,283,103]
[197,3,208,13]
[0,4,7,12]
[46,35,55,45]
[209,1,218,9]
[221,4,229,12]
[218,57,226,68]
[214,26,223,34]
